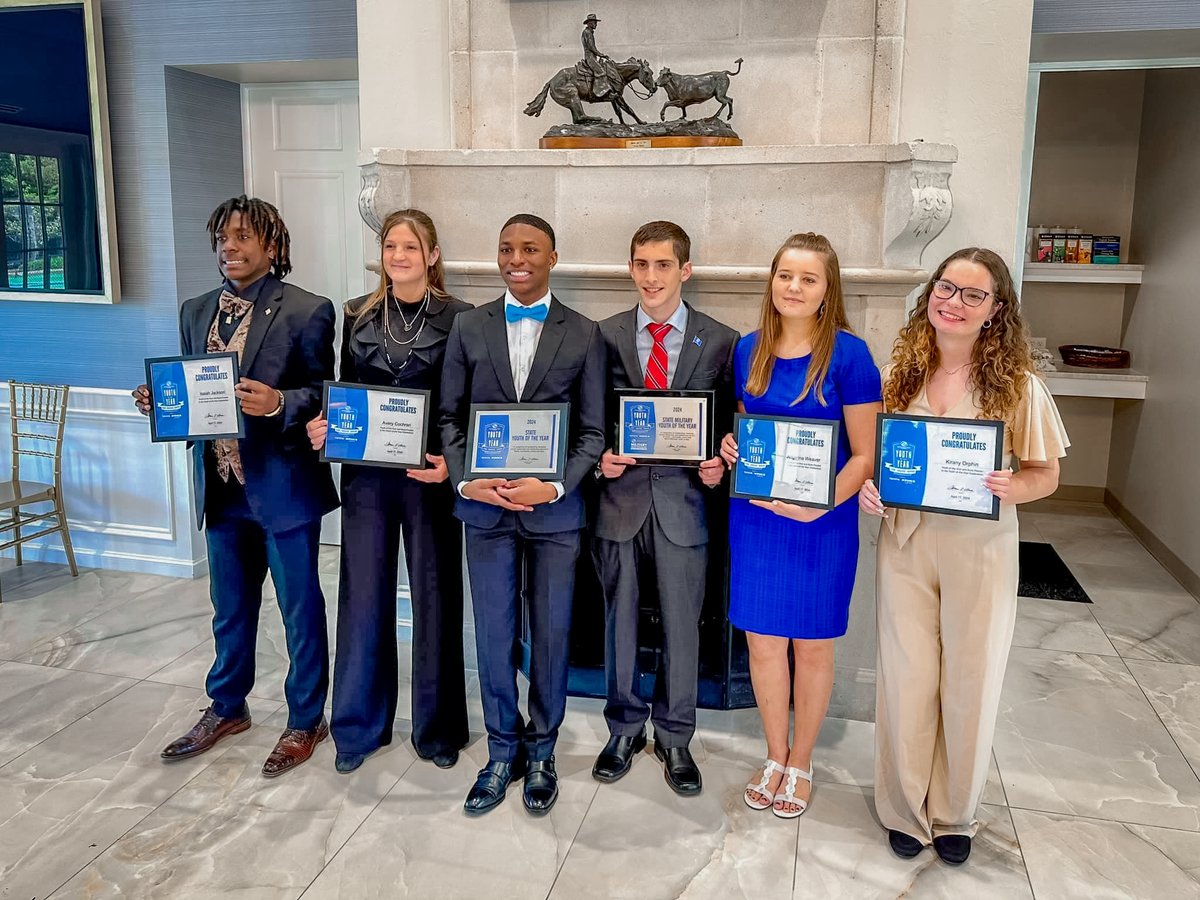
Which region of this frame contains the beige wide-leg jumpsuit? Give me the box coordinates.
[873,372,1068,842]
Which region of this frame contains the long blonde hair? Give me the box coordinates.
[348,209,449,322]
[745,232,851,406]
[883,247,1033,423]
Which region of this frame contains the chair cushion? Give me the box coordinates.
[0,480,56,508]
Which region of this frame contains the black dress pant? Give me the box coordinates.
[592,506,707,747]
[331,466,468,757]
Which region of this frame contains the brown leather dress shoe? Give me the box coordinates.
[161,706,251,761]
[262,718,329,778]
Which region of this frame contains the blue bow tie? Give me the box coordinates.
[505,302,549,324]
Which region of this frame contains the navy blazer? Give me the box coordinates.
[180,279,340,532]
[438,295,606,533]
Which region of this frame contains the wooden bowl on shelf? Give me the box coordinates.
[1058,344,1131,369]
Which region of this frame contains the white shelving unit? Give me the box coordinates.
[1023,262,1144,284]
[1042,363,1148,400]
[1022,262,1149,399]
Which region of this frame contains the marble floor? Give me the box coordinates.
[1,501,1199,898]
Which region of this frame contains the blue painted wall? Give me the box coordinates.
[0,0,357,389]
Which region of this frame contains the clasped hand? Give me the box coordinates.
[463,477,557,511]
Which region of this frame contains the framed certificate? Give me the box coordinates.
[615,389,713,467]
[466,403,569,480]
[319,382,430,469]
[730,413,839,509]
[874,413,1005,520]
[145,352,243,442]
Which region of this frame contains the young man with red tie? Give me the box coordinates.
[591,221,737,794]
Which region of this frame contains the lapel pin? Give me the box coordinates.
[693,336,703,347]
[265,308,272,315]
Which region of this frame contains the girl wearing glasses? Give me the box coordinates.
[859,248,1068,865]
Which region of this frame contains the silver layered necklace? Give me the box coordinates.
[382,288,429,371]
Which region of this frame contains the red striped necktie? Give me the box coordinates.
[644,322,672,390]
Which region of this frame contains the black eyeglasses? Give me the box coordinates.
[931,279,992,308]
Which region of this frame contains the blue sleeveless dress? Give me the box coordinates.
[728,330,881,639]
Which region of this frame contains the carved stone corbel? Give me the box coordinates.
[883,147,956,269]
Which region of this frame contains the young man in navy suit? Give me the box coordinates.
[591,221,738,794]
[440,214,605,815]
[133,196,338,777]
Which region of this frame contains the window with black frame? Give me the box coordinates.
[2,152,65,291]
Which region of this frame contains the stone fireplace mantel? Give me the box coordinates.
[358,141,956,362]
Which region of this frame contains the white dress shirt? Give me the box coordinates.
[505,288,551,398]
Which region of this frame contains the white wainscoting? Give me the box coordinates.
[0,385,206,578]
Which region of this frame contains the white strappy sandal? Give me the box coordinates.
[744,759,785,810]
[772,764,813,819]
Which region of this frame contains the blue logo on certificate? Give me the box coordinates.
[879,419,927,506]
[331,404,363,437]
[622,402,656,454]
[735,417,776,495]
[324,386,371,461]
[151,361,189,438]
[475,414,510,468]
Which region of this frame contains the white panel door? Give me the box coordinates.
[244,82,368,545]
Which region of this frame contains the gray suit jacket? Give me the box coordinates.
[594,303,738,546]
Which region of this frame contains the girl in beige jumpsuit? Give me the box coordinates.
[860,248,1069,865]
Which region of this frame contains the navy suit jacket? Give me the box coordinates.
[180,279,340,532]
[439,295,606,533]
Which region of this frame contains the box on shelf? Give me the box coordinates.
[1051,233,1067,263]
[1077,234,1093,264]
[1037,233,1054,262]
[1094,235,1121,264]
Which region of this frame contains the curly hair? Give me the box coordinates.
[206,195,291,279]
[745,232,851,406]
[349,208,450,322]
[883,248,1034,423]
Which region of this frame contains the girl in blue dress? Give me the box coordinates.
[719,232,881,818]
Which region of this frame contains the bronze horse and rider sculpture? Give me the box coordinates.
[524,13,743,134]
[524,55,657,126]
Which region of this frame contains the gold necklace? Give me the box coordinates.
[938,361,972,377]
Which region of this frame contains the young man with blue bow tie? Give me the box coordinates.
[440,213,605,816]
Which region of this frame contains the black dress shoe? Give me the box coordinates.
[431,749,459,769]
[464,757,526,816]
[410,736,460,770]
[653,743,702,795]
[933,834,972,865]
[592,731,647,783]
[523,758,559,815]
[888,829,925,859]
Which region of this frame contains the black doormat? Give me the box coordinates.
[1018,541,1092,603]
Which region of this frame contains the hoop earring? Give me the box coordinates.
[982,319,992,329]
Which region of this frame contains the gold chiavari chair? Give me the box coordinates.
[1,381,78,600]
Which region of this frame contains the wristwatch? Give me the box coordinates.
[264,389,285,418]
